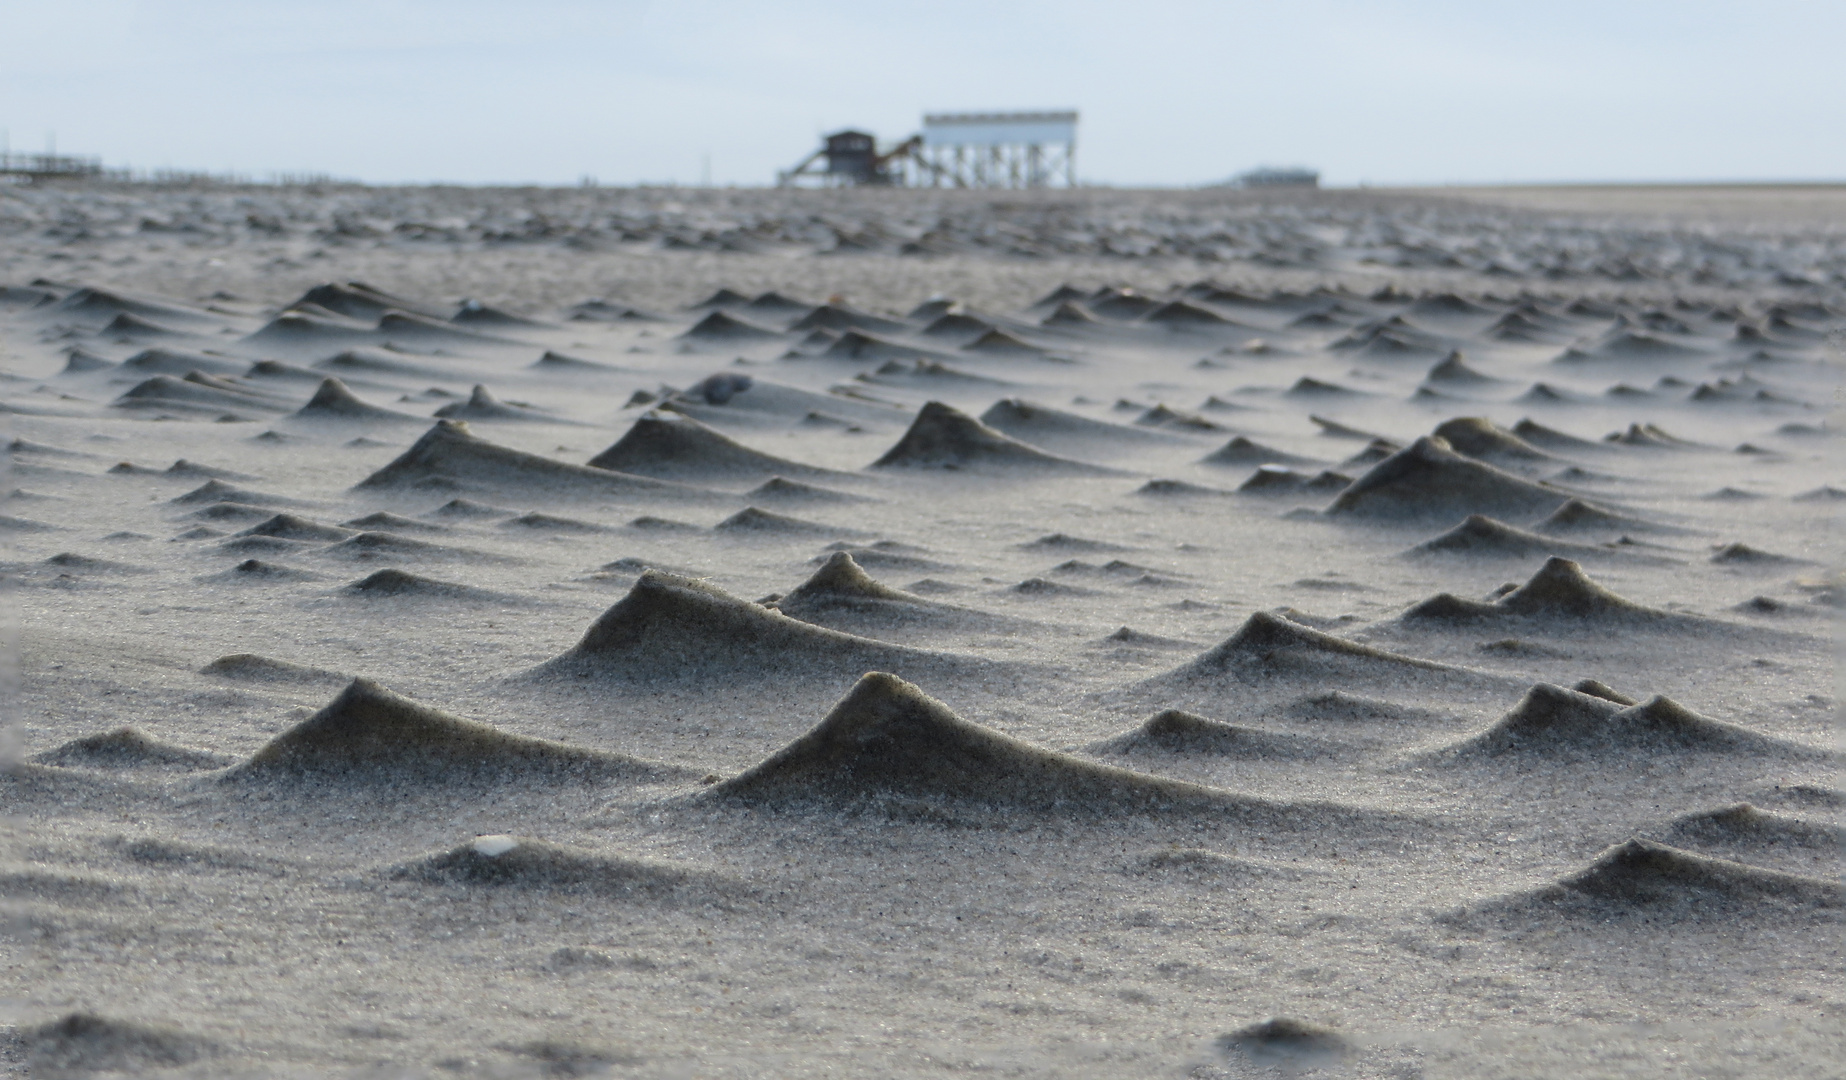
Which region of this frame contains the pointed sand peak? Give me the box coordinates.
[226,677,678,784]
[870,401,1120,474]
[1169,610,1463,683]
[1327,435,1568,523]
[1496,557,1652,619]
[357,420,719,499]
[536,571,953,682]
[1553,839,1840,909]
[589,409,839,481]
[292,377,419,423]
[709,673,1301,818]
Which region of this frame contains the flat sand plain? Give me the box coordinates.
[1,183,1840,1078]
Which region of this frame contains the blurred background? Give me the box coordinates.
[3,0,1842,186]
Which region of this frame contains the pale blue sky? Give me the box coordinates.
[5,0,1841,186]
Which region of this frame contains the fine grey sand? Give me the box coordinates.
[1,183,1841,1078]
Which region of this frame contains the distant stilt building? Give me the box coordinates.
[0,151,103,184]
[1233,166,1320,189]
[776,110,1079,189]
[915,111,1078,189]
[778,130,924,188]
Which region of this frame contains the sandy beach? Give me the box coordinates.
[1,181,1840,1078]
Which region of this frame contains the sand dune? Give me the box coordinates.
[389,835,733,903]
[224,678,685,786]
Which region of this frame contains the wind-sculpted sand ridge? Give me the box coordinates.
[1429,682,1828,762]
[33,728,235,771]
[1399,557,1731,630]
[1086,709,1342,760]
[870,401,1126,475]
[1325,436,1574,523]
[222,678,689,787]
[1451,839,1842,927]
[706,673,1390,829]
[388,835,741,905]
[587,409,847,482]
[529,570,991,685]
[355,419,727,501]
[1403,515,1660,563]
[770,551,1024,637]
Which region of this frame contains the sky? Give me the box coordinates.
[4,0,1842,188]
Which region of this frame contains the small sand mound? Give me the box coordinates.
[691,287,750,309]
[200,653,347,685]
[1143,300,1236,327]
[1606,422,1705,449]
[1438,683,1810,759]
[1137,479,1232,497]
[1198,435,1320,468]
[1237,466,1351,496]
[1560,330,1700,363]
[32,728,231,771]
[433,384,552,422]
[294,281,445,321]
[1325,436,1570,523]
[1216,1018,1350,1071]
[201,559,326,584]
[869,401,1119,474]
[1158,610,1463,686]
[499,511,610,534]
[113,374,280,414]
[165,459,258,481]
[1087,709,1332,759]
[1404,515,1621,561]
[1431,417,1554,465]
[959,328,1048,358]
[357,420,719,500]
[789,303,909,335]
[1481,840,1842,922]
[713,506,862,538]
[1710,542,1805,566]
[978,399,1179,453]
[532,571,957,683]
[1532,498,1679,537]
[1425,351,1498,384]
[709,672,1292,817]
[1663,803,1844,855]
[170,480,297,508]
[1283,691,1447,724]
[391,835,725,901]
[1019,532,1127,553]
[425,498,513,521]
[919,312,994,339]
[318,531,508,564]
[1402,557,1700,627]
[746,476,874,505]
[1040,300,1098,326]
[588,410,838,481]
[290,378,419,423]
[451,300,547,328]
[342,568,514,602]
[1135,403,1224,430]
[24,1013,214,1073]
[224,678,676,785]
[681,310,781,341]
[1572,678,1638,705]
[772,551,999,635]
[235,513,353,543]
[1511,419,1605,454]
[530,350,621,373]
[341,511,446,533]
